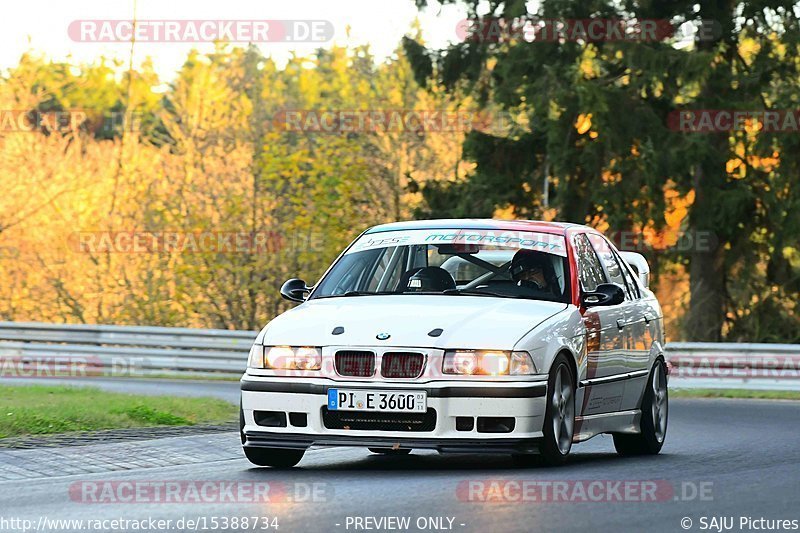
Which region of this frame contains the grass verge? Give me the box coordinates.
[0,385,237,438]
[670,388,800,400]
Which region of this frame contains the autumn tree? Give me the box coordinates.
[406,0,800,341]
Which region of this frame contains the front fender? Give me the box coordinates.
[513,306,586,384]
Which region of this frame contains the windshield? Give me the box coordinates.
[312,228,570,303]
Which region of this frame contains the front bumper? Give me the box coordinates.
[240,376,548,453]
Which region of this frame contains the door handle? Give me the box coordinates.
[617,319,626,329]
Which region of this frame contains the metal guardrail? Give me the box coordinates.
[665,342,800,391]
[0,322,256,378]
[0,322,798,389]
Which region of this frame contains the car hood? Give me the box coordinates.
[257,295,568,350]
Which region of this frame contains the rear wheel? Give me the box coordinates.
[368,447,411,455]
[613,360,668,456]
[243,447,305,468]
[538,355,575,466]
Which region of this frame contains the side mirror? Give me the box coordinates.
[280,278,311,303]
[582,283,625,307]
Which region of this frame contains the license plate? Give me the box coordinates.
[327,389,427,413]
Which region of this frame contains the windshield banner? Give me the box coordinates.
[347,229,568,257]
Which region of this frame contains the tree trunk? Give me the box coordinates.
[683,10,736,342]
[685,165,725,341]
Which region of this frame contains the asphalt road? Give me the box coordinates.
[0,392,798,533]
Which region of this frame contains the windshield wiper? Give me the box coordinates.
[442,288,508,298]
[443,289,563,301]
[338,290,395,297]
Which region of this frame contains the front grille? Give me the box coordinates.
[381,352,425,378]
[335,350,375,377]
[322,407,437,432]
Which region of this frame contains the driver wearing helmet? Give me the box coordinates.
[510,249,551,291]
[403,266,457,293]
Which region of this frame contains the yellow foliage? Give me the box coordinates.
[643,184,695,250]
[738,38,761,65]
[579,46,599,78]
[587,214,609,232]
[492,205,516,220]
[748,152,780,172]
[575,113,592,134]
[541,207,558,221]
[579,57,597,78]
[0,45,471,328]
[726,158,742,174]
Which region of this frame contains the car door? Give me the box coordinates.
[587,235,652,411]
[572,233,626,415]
[612,247,651,373]
[613,248,659,409]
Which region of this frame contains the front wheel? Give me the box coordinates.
[538,355,576,466]
[243,447,305,468]
[613,360,668,456]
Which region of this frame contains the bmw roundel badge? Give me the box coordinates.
[376,332,390,340]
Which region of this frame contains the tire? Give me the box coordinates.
[368,447,411,455]
[537,354,576,466]
[243,447,305,468]
[613,359,668,456]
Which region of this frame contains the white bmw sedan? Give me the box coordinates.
[240,219,667,467]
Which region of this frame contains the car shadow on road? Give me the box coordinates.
[240,449,673,477]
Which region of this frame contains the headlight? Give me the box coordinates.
[248,345,322,370]
[443,350,536,376]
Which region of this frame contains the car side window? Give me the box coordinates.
[572,233,607,292]
[614,250,641,299]
[586,233,631,299]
